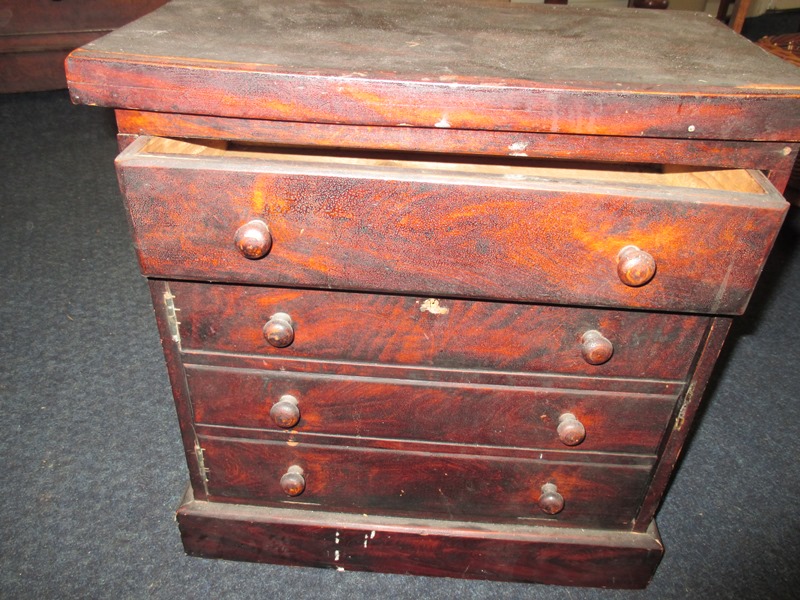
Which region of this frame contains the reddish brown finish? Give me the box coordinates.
[114,111,800,185]
[262,313,294,348]
[279,466,306,497]
[538,483,565,515]
[171,281,709,381]
[617,246,657,288]
[65,1,800,141]
[148,281,208,499]
[65,0,798,587]
[556,413,587,447]
[580,330,614,366]
[176,487,664,588]
[234,219,272,259]
[269,395,300,429]
[198,435,652,528]
[116,142,787,314]
[183,364,677,454]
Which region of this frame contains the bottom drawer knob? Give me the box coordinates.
[280,465,305,496]
[538,483,564,515]
[270,395,300,428]
[557,413,586,446]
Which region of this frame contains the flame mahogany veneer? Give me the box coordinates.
[66,0,800,589]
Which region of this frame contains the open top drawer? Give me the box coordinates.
[116,137,788,314]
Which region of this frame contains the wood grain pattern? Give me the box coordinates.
[198,435,653,528]
[171,281,709,381]
[117,140,787,314]
[184,364,678,454]
[66,1,800,141]
[177,486,664,588]
[114,111,800,187]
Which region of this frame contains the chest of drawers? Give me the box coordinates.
[65,0,800,589]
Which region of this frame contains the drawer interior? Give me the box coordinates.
[139,137,766,194]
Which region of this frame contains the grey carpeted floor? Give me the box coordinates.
[1,90,799,599]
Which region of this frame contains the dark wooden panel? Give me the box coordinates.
[171,281,709,380]
[117,144,787,314]
[185,364,677,454]
[177,487,664,588]
[66,1,800,140]
[0,0,166,33]
[182,351,687,396]
[199,435,653,528]
[114,110,800,174]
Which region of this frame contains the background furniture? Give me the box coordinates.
[0,0,165,93]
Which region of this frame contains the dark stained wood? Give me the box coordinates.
[171,280,710,381]
[177,487,664,588]
[633,318,732,531]
[197,435,653,528]
[148,281,208,499]
[114,111,800,184]
[117,140,787,314]
[182,351,686,396]
[66,1,800,141]
[0,0,166,33]
[183,364,678,454]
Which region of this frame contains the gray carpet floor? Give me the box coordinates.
[1,90,798,599]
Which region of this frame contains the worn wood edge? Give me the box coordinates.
[67,52,800,142]
[632,317,733,531]
[139,136,766,194]
[115,110,800,172]
[176,485,663,588]
[147,280,209,499]
[117,136,787,209]
[180,349,686,396]
[194,426,657,467]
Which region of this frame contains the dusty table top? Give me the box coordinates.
[66,0,800,140]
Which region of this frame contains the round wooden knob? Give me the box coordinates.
[617,245,656,287]
[263,313,294,348]
[270,395,300,428]
[538,483,564,515]
[280,465,305,496]
[557,413,586,446]
[581,330,613,365]
[234,219,272,259]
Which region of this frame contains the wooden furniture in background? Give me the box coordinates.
[0,0,165,93]
[65,0,800,589]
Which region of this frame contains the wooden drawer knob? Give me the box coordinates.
[557,413,586,446]
[617,245,656,287]
[263,312,294,348]
[538,483,564,515]
[581,330,613,365]
[280,465,305,496]
[270,395,300,428]
[234,219,272,259]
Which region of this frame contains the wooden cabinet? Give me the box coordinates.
[65,0,800,589]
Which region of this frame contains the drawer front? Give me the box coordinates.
[199,436,653,528]
[117,139,787,314]
[186,364,677,454]
[172,281,709,381]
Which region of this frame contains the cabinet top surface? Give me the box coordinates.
[66,0,800,140]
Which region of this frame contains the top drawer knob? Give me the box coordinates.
[263,313,294,348]
[234,219,272,259]
[617,246,656,287]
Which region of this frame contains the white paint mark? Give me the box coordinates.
[509,152,528,157]
[783,146,793,156]
[688,125,696,132]
[370,531,376,539]
[364,534,369,548]
[337,567,345,572]
[335,531,340,544]
[420,298,450,315]
[334,550,340,561]
[435,117,451,128]
[508,141,529,152]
